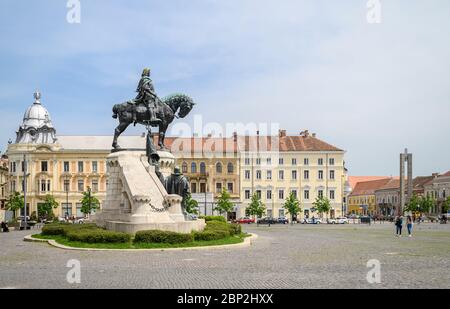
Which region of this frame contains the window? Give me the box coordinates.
[279,209,285,218]
[267,190,272,200]
[92,161,98,173]
[330,190,335,200]
[256,170,262,180]
[330,170,335,180]
[191,183,197,193]
[304,158,309,166]
[318,158,324,166]
[329,158,335,165]
[92,180,99,193]
[291,190,297,198]
[267,170,272,180]
[200,162,206,174]
[245,158,250,165]
[41,161,48,172]
[200,183,206,193]
[11,162,16,173]
[182,162,188,173]
[318,190,324,199]
[279,158,284,165]
[47,180,51,192]
[245,190,251,200]
[61,203,72,217]
[256,158,261,165]
[191,162,197,173]
[318,170,324,180]
[216,162,222,174]
[256,190,262,199]
[266,158,272,165]
[292,158,297,165]
[304,190,310,200]
[292,170,297,180]
[64,180,70,192]
[78,180,84,192]
[245,170,251,180]
[40,180,47,192]
[279,190,284,200]
[63,161,70,173]
[279,170,284,180]
[227,163,234,174]
[78,161,84,173]
[227,183,233,193]
[216,182,222,193]
[11,180,16,192]
[304,170,310,180]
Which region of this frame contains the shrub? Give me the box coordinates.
[228,223,242,236]
[66,230,131,243]
[134,230,193,244]
[203,216,226,223]
[42,223,98,236]
[204,221,230,234]
[42,225,66,236]
[193,230,230,241]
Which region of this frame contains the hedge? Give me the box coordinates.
[42,223,98,236]
[134,230,193,244]
[193,230,229,241]
[66,230,131,243]
[228,223,242,236]
[203,216,226,223]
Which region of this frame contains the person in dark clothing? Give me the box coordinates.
[395,216,403,237]
[1,221,9,233]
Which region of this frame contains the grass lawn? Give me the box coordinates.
[32,233,249,250]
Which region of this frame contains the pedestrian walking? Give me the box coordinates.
[407,215,413,237]
[395,216,403,237]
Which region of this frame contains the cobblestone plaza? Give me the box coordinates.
[1,223,449,289]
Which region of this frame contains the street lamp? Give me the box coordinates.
[65,174,70,219]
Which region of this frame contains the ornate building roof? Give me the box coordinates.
[15,92,57,144]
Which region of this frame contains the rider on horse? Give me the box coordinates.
[130,68,162,125]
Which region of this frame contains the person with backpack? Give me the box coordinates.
[395,216,403,237]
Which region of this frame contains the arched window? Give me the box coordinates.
[227,162,234,174]
[216,162,222,174]
[182,162,188,173]
[191,162,197,173]
[200,162,206,174]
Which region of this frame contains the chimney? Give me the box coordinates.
[312,133,316,138]
[304,130,309,137]
[233,132,238,142]
[279,129,286,138]
[207,133,212,138]
[256,130,260,136]
[432,173,439,177]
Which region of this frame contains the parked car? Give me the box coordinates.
[257,217,277,225]
[237,217,255,224]
[302,217,323,224]
[328,217,349,224]
[277,217,289,224]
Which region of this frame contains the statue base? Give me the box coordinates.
[93,150,205,234]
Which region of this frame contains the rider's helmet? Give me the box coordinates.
[142,68,151,77]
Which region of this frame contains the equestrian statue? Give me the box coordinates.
[112,68,195,150]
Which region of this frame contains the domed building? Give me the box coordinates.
[16,92,57,144]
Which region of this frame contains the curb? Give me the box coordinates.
[23,233,258,252]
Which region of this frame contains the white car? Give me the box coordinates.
[328,217,349,224]
[302,218,323,224]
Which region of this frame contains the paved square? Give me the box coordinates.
[0,223,449,289]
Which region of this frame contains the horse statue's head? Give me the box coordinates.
[163,93,196,119]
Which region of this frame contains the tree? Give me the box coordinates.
[80,189,100,217]
[246,193,266,220]
[442,197,450,214]
[419,194,435,214]
[283,192,301,225]
[405,194,421,213]
[5,192,24,218]
[313,196,331,219]
[214,189,234,216]
[184,193,199,215]
[38,194,59,221]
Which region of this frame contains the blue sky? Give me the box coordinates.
[0,0,449,176]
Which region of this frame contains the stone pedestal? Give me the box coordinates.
[94,150,205,234]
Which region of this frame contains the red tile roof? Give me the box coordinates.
[348,176,394,190]
[349,178,392,196]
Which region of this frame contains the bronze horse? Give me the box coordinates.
[112,94,195,150]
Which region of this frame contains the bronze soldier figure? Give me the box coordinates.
[131,68,161,125]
